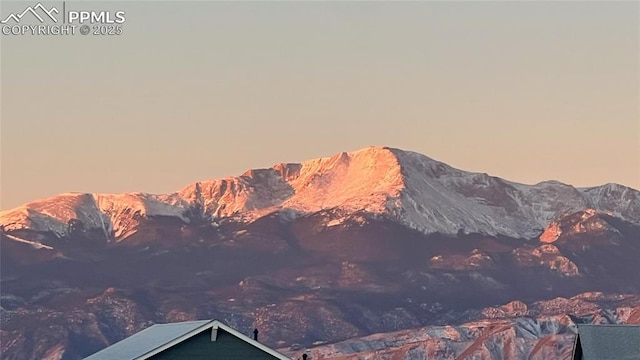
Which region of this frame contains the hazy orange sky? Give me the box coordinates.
[1,1,639,210]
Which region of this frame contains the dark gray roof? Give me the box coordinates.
[84,320,212,360]
[575,324,640,360]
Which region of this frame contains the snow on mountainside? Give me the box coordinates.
[1,146,639,241]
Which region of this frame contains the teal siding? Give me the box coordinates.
[150,329,282,360]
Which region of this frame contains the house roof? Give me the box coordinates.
[573,324,640,360]
[83,320,292,360]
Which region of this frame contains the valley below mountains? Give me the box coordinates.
[2,147,640,360]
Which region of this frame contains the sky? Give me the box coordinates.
[1,1,639,210]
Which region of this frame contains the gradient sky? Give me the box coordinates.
[1,1,639,210]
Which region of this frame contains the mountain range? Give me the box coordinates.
[2,146,639,360]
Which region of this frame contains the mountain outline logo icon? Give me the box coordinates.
[1,2,59,24]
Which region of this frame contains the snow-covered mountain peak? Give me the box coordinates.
[386,147,459,178]
[279,146,405,212]
[173,146,406,219]
[2,147,639,241]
